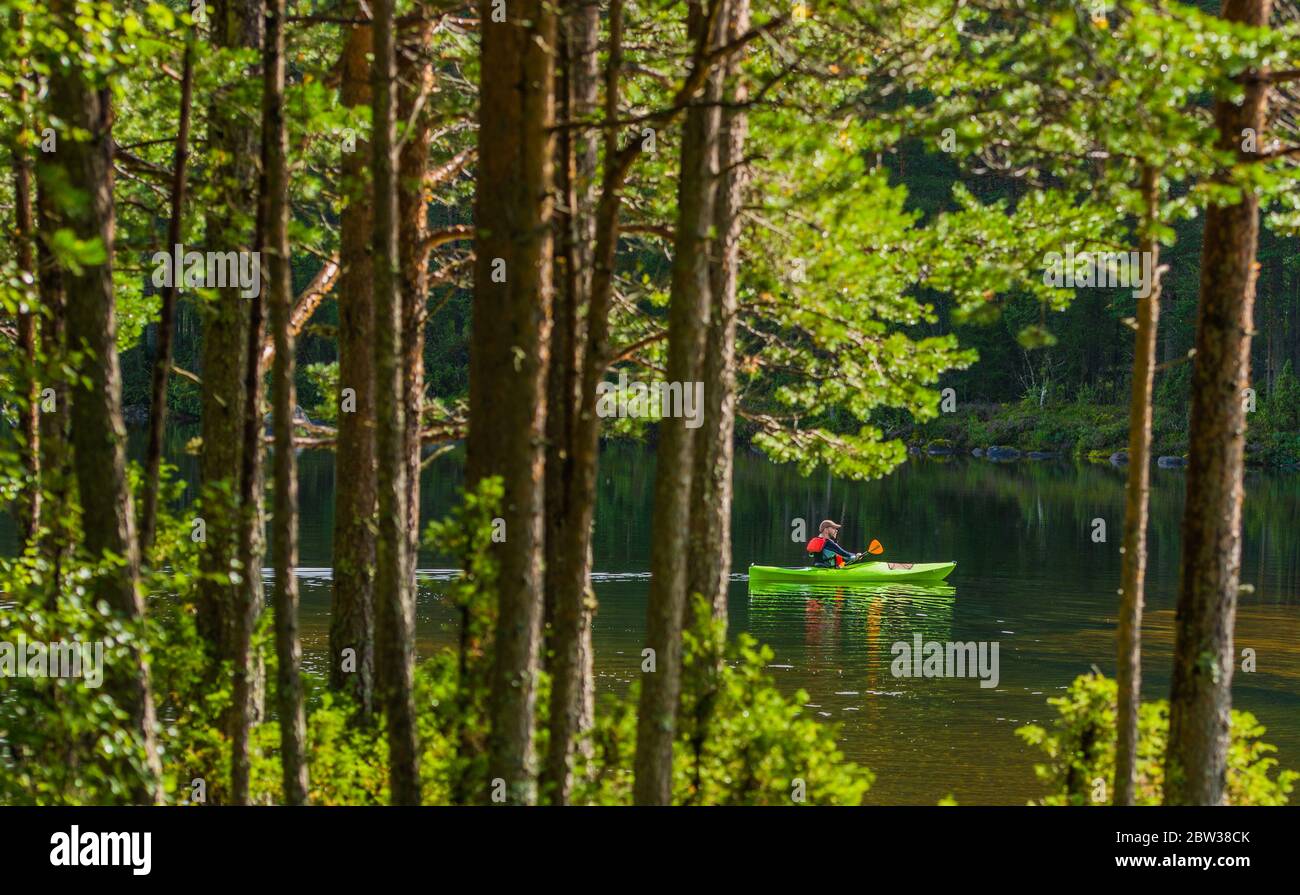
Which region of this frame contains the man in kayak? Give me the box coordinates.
[806,520,862,568]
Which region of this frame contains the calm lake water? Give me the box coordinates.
[10,431,1300,804]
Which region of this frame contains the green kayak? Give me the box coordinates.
[747,561,956,585]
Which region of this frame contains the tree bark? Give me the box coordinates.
[198,1,264,776]
[34,167,70,583]
[48,0,163,802]
[329,14,377,716]
[262,0,309,805]
[687,0,748,629]
[373,0,421,805]
[541,0,601,806]
[634,0,726,806]
[398,11,437,616]
[682,0,748,799]
[1115,164,1163,806]
[469,0,555,805]
[140,40,195,554]
[1164,0,1270,806]
[230,185,267,806]
[10,10,40,546]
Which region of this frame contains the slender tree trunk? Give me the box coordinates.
[373,0,421,805]
[11,19,40,545]
[1115,164,1163,806]
[1165,0,1270,806]
[230,192,267,806]
[48,0,163,802]
[541,0,601,806]
[1265,248,1281,391]
[544,3,580,659]
[140,41,195,554]
[469,0,555,805]
[329,15,377,716]
[687,0,748,628]
[34,170,70,583]
[399,12,437,611]
[198,2,264,769]
[262,0,309,805]
[634,0,726,806]
[682,0,748,799]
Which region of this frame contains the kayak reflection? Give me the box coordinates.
[746,580,957,693]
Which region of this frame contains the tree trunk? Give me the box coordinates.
[198,1,264,775]
[541,0,601,806]
[469,0,555,805]
[1115,164,1163,806]
[398,12,437,614]
[682,0,748,798]
[543,3,580,660]
[262,0,309,805]
[373,0,421,805]
[687,0,748,629]
[634,0,726,806]
[329,14,377,717]
[11,58,40,544]
[230,185,267,806]
[48,0,163,802]
[140,41,195,554]
[34,168,70,584]
[1164,0,1270,806]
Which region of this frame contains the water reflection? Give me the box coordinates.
[748,580,957,695]
[3,430,1296,805]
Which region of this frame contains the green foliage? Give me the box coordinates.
[1017,672,1296,806]
[1259,363,1300,433]
[302,361,339,423]
[0,554,162,805]
[0,466,197,805]
[573,627,874,806]
[421,478,502,800]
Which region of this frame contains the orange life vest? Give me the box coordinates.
[806,537,845,567]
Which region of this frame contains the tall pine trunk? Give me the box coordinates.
[683,0,749,794]
[373,0,421,805]
[198,2,264,776]
[399,13,437,613]
[541,0,601,806]
[687,0,748,629]
[634,0,726,806]
[1165,0,1270,806]
[34,169,70,581]
[329,15,377,716]
[262,0,309,804]
[231,173,267,805]
[140,41,195,554]
[48,0,163,802]
[469,0,555,805]
[10,11,40,545]
[1114,164,1163,806]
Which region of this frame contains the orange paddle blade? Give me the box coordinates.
[867,539,884,555]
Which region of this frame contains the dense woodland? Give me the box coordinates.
[1,0,1298,805]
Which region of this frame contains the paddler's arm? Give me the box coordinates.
[825,538,855,560]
